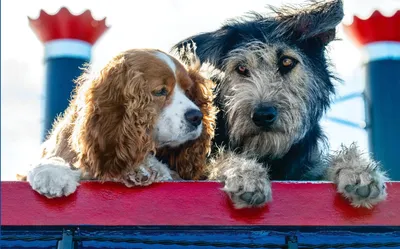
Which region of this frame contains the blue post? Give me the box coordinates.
[364,55,400,179]
[42,40,91,140]
[28,8,108,141]
[344,11,400,179]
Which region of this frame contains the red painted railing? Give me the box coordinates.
[1,181,399,226]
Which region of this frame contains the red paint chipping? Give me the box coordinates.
[28,7,109,44]
[343,10,400,46]
[1,181,399,226]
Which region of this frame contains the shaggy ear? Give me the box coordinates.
[172,28,238,69]
[272,0,344,46]
[71,56,156,180]
[156,67,217,180]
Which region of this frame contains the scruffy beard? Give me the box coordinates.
[225,102,308,159]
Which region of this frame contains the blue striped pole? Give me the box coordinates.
[42,39,92,140]
[344,11,400,180]
[363,41,400,179]
[28,8,108,141]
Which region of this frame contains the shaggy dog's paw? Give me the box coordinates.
[223,163,271,209]
[330,143,388,208]
[123,156,173,187]
[336,168,387,208]
[27,158,81,198]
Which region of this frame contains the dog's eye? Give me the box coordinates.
[278,56,298,75]
[153,87,168,97]
[235,64,250,77]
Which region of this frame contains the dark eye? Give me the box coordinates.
[152,87,168,97]
[235,64,250,77]
[278,56,298,75]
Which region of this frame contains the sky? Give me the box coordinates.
[1,0,400,180]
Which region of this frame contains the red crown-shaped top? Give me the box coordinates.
[343,10,400,47]
[28,7,109,45]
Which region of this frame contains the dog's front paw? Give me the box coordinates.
[124,166,158,187]
[27,158,81,198]
[330,144,388,208]
[223,160,271,209]
[336,167,387,208]
[123,156,173,187]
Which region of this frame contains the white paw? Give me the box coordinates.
[222,159,272,209]
[330,144,388,208]
[336,167,387,208]
[123,156,173,187]
[147,156,174,182]
[27,158,81,198]
[123,165,158,187]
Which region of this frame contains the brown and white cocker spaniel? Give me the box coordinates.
[21,48,216,198]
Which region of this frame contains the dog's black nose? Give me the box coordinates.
[185,109,203,127]
[252,104,278,128]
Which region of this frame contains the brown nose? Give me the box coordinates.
[184,109,203,127]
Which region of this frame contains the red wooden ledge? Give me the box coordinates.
[1,181,399,226]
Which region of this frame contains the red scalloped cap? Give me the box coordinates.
[343,10,400,47]
[28,7,109,45]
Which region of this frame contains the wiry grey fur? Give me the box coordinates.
[173,0,388,209]
[220,42,325,159]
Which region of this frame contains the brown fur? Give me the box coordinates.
[18,49,216,182]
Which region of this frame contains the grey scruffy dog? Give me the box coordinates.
[173,0,388,209]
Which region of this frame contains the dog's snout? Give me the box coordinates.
[185,109,203,127]
[252,104,278,128]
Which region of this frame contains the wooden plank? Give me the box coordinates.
[1,181,399,226]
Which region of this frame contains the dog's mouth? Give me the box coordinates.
[260,126,272,132]
[248,125,285,137]
[157,130,201,148]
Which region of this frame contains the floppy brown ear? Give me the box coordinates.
[71,54,157,180]
[157,65,217,180]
